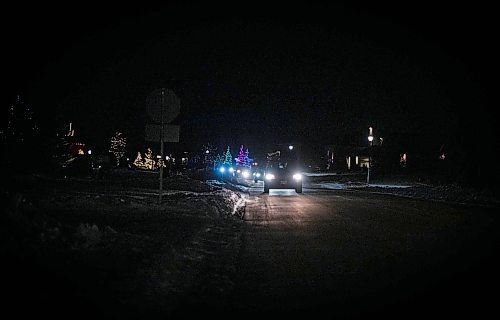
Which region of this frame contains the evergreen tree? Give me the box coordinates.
[202,143,217,169]
[243,148,252,168]
[214,153,224,168]
[3,95,40,169]
[223,146,232,166]
[133,152,144,168]
[144,148,155,170]
[109,131,127,166]
[235,145,245,167]
[6,94,38,144]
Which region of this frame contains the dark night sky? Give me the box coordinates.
[2,1,497,160]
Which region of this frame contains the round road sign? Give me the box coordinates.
[146,88,180,123]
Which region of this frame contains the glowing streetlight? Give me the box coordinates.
[288,145,294,150]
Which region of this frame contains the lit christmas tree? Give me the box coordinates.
[133,152,145,169]
[6,94,38,144]
[243,148,253,168]
[144,148,156,170]
[222,146,232,166]
[109,131,127,167]
[202,143,217,169]
[235,145,246,167]
[214,153,224,168]
[157,157,165,169]
[234,145,253,168]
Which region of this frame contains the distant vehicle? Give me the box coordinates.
[252,168,264,183]
[263,159,302,193]
[234,167,251,179]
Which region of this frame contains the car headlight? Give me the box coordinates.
[229,167,234,173]
[255,172,261,178]
[265,173,275,180]
[242,170,250,178]
[293,173,302,180]
[219,167,225,173]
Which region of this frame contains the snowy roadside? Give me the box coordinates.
[305,173,500,207]
[206,178,252,193]
[2,173,248,261]
[1,172,248,317]
[35,187,246,218]
[361,183,500,207]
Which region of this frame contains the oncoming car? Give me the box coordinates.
[235,168,251,179]
[252,168,264,182]
[263,160,302,193]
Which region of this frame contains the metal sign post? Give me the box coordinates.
[146,88,181,204]
[159,89,164,204]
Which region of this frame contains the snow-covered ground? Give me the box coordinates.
[2,169,498,317]
[308,181,412,190]
[305,175,500,207]
[1,170,248,317]
[303,172,339,177]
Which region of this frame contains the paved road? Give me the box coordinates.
[228,187,499,318]
[12,173,496,319]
